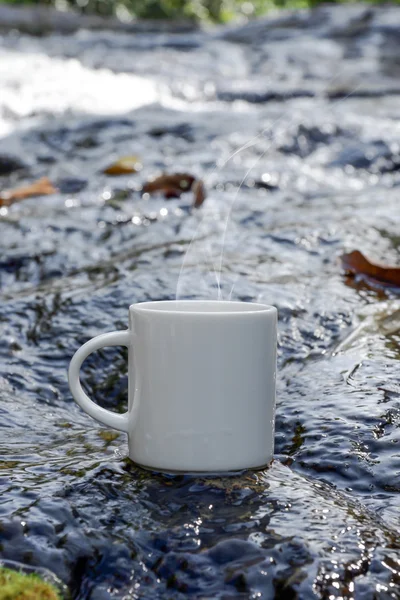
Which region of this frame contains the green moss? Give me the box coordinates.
[97,430,120,443]
[0,461,19,470]
[0,568,61,600]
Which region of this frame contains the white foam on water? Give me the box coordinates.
[0,48,159,136]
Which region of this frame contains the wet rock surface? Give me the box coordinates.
[0,4,400,598]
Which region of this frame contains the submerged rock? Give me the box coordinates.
[0,154,27,176]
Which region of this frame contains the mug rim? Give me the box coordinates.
[130,300,276,315]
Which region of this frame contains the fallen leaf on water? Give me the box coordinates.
[341,250,400,287]
[143,172,206,208]
[143,173,195,196]
[104,156,142,176]
[0,177,57,207]
[193,179,206,208]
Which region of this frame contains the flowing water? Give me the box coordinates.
[0,4,400,598]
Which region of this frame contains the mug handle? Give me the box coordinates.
[68,331,130,432]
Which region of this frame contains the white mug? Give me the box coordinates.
[68,300,277,473]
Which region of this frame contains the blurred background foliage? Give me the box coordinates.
[0,0,397,22]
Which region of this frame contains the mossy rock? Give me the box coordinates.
[0,567,61,600]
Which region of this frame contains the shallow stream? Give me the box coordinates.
[0,4,400,598]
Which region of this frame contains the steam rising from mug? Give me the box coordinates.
[175,208,240,302]
[174,71,363,303]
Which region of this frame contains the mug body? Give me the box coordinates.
[127,300,277,472]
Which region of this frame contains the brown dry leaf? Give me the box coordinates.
[143,172,206,207]
[0,177,57,207]
[341,250,400,287]
[192,179,206,208]
[104,156,142,176]
[143,173,196,196]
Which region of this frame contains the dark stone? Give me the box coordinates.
[330,141,393,170]
[217,86,315,104]
[74,118,134,134]
[0,154,27,175]
[208,539,264,566]
[74,135,100,149]
[280,124,346,158]
[253,180,279,191]
[37,155,57,164]
[148,123,195,142]
[56,178,88,194]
